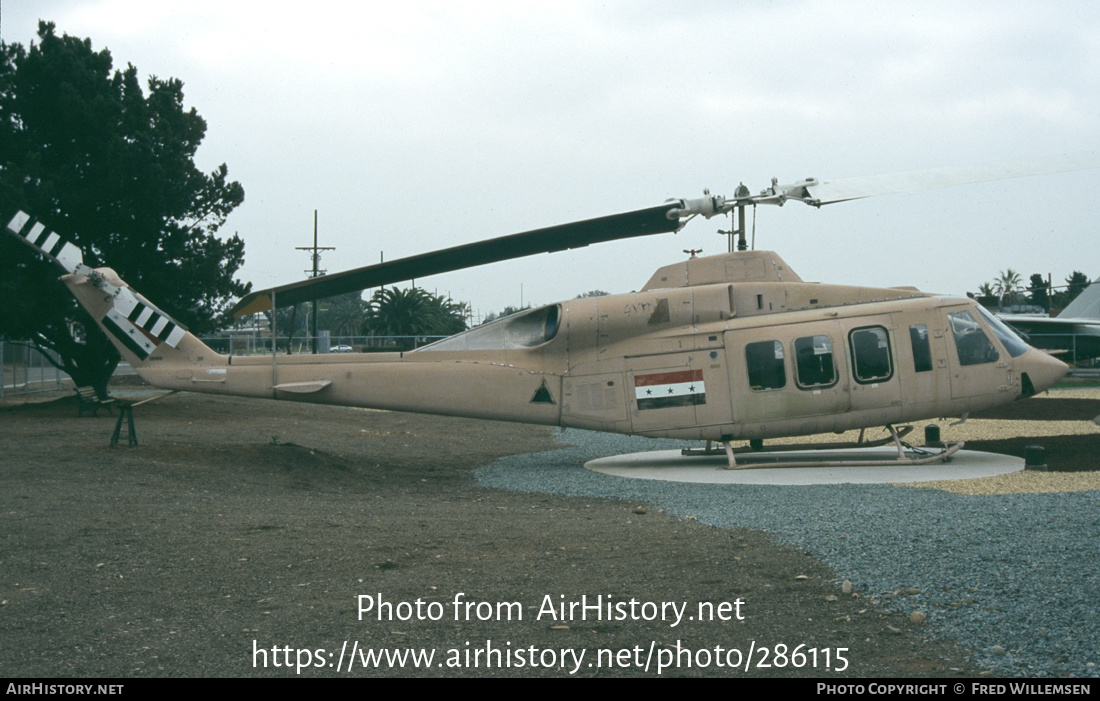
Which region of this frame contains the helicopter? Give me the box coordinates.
[5,155,1088,468]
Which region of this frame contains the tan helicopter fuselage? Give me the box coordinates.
[66,250,1067,443]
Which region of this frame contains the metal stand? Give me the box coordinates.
[110,402,137,447]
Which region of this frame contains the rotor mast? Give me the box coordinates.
[666,178,821,253]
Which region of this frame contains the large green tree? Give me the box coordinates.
[1037,270,1092,311]
[0,23,246,396]
[1027,273,1049,311]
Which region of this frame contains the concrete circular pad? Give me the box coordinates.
[584,447,1024,485]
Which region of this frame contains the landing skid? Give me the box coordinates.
[682,426,963,469]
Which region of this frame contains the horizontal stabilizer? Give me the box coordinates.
[273,381,333,393]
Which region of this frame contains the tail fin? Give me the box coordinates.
[6,210,222,369]
[1059,279,1100,320]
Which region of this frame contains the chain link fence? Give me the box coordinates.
[1,339,65,399]
[199,334,449,355]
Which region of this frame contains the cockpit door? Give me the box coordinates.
[939,305,1013,400]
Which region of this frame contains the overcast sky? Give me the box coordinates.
[3,1,1099,321]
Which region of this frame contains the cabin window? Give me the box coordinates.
[794,335,837,388]
[909,324,933,372]
[947,310,999,366]
[746,340,786,391]
[849,326,893,383]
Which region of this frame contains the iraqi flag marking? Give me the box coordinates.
[103,309,157,360]
[114,288,186,349]
[634,369,706,410]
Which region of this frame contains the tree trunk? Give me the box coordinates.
[33,321,120,400]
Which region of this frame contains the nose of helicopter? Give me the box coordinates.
[1019,346,1069,395]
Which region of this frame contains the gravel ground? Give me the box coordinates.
[475,389,1100,678]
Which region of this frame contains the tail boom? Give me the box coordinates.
[61,268,223,371]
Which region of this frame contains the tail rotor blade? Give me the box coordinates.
[5,210,85,272]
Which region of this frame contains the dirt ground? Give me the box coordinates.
[0,380,1096,678]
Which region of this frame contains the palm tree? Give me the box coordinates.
[995,269,1022,309]
[362,287,468,349]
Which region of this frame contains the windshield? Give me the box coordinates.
[947,310,999,366]
[973,304,1029,358]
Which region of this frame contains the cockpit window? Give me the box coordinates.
[415,304,561,352]
[909,324,933,372]
[973,305,1029,358]
[947,310,999,366]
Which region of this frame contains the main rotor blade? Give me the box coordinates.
[232,203,683,316]
[804,151,1100,205]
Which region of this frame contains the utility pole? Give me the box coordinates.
[295,210,335,354]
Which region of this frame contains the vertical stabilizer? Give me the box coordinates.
[6,210,223,371]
